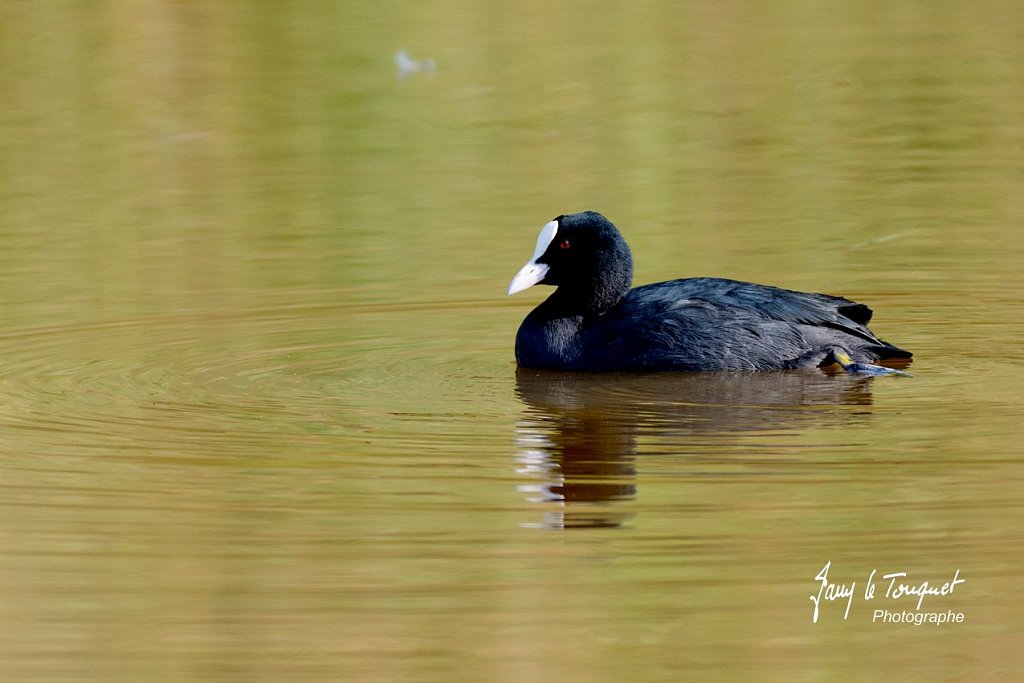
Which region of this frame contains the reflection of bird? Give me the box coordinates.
[508,211,912,374]
[394,48,435,78]
[513,369,878,529]
[515,368,877,437]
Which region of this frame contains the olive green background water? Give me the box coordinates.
[1,1,1022,681]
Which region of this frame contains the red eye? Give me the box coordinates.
[559,239,571,249]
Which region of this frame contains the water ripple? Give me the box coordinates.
[0,299,512,462]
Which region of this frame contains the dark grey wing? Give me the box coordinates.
[630,278,881,343]
[601,278,909,370]
[602,295,817,370]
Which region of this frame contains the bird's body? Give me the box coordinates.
[516,275,909,371]
[508,212,911,373]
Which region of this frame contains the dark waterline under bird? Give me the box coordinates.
[507,211,912,374]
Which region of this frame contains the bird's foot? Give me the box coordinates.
[832,349,912,377]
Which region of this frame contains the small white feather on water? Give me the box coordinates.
[395,48,435,78]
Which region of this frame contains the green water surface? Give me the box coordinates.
[1,1,1022,680]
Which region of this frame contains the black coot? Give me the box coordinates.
[507,211,912,373]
